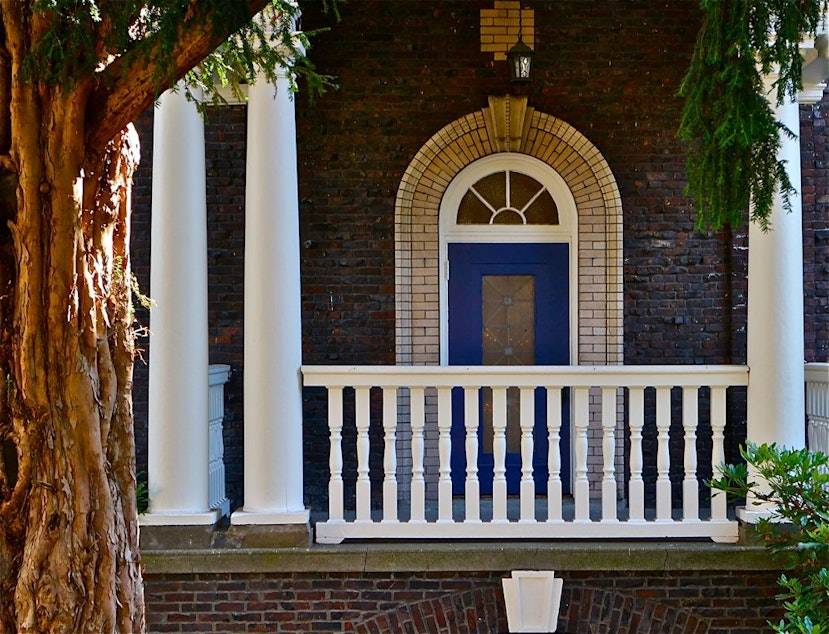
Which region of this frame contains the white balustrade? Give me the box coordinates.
[303,365,748,544]
[806,363,829,456]
[208,364,231,517]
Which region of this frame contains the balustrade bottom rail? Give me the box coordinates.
[302,365,747,544]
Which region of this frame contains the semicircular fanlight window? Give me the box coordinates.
[457,170,559,225]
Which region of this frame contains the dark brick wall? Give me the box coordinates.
[132,109,152,488]
[130,0,829,510]
[801,90,829,363]
[144,569,781,633]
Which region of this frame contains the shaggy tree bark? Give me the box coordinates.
[0,2,277,631]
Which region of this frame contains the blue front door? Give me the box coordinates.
[448,242,570,495]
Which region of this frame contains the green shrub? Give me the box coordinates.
[711,443,829,633]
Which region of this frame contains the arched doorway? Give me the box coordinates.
[394,96,624,495]
[440,154,577,493]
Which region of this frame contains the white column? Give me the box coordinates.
[231,70,309,525]
[746,90,806,449]
[742,88,807,521]
[143,86,217,526]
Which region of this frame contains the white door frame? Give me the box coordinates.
[438,153,579,366]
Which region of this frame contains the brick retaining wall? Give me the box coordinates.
[144,569,781,633]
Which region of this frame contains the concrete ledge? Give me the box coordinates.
[140,521,311,550]
[141,540,777,575]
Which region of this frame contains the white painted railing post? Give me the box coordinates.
[628,387,646,523]
[327,387,344,524]
[573,387,590,523]
[546,387,563,523]
[355,387,371,523]
[464,386,481,523]
[682,386,700,522]
[492,387,509,523]
[519,387,536,523]
[710,387,728,522]
[437,386,453,523]
[382,387,399,523]
[600,387,618,523]
[410,386,426,523]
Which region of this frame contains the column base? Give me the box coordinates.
[230,508,310,525]
[140,522,221,550]
[737,504,786,524]
[229,509,311,548]
[140,509,220,526]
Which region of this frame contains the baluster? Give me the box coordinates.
[601,387,618,523]
[410,386,426,523]
[546,387,563,523]
[492,386,508,523]
[710,386,727,521]
[574,387,590,522]
[628,387,645,523]
[327,387,344,523]
[355,387,371,523]
[437,386,453,524]
[464,386,481,523]
[519,387,536,523]
[807,381,816,448]
[682,386,700,522]
[823,383,829,453]
[821,378,829,453]
[382,387,399,523]
[655,387,672,522]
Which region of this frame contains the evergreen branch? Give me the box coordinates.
[84,0,270,156]
[679,0,828,230]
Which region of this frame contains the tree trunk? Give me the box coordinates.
[0,32,145,632]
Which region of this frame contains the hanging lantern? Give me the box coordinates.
[507,4,534,84]
[507,37,534,83]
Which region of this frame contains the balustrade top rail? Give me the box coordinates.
[806,362,829,382]
[302,364,749,388]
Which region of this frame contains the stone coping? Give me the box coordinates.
[141,541,775,576]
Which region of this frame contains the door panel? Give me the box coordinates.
[448,243,570,495]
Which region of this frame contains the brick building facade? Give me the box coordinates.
[133,1,829,631]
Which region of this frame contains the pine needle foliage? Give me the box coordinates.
[678,0,828,231]
[23,0,339,105]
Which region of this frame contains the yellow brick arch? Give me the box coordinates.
[394,96,623,368]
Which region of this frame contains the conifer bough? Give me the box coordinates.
[679,0,828,230]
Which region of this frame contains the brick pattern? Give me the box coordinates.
[143,569,782,633]
[480,1,534,62]
[350,586,504,634]
[801,90,829,363]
